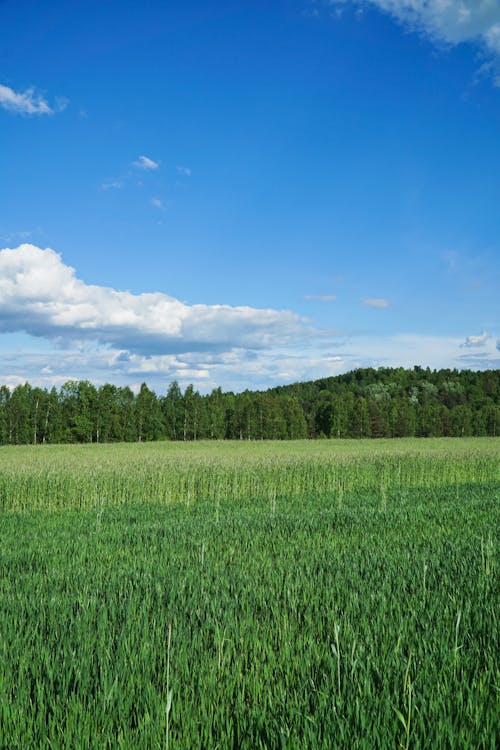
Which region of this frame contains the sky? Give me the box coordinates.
[1,0,499,394]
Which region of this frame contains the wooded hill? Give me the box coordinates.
[0,367,498,444]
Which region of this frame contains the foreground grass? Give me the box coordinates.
[0,440,498,748]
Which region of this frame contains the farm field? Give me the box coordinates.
[0,438,498,748]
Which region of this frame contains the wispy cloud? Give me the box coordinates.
[327,1,500,79]
[102,154,160,194]
[462,330,490,348]
[302,4,320,19]
[0,83,67,116]
[0,228,40,243]
[442,250,459,272]
[362,297,391,309]
[304,294,336,302]
[151,197,166,210]
[133,155,159,171]
[101,179,125,190]
[176,165,192,177]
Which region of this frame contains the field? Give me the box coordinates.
[0,438,498,748]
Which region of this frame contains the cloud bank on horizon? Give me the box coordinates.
[0,245,497,393]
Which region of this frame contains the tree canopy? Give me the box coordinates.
[0,367,498,444]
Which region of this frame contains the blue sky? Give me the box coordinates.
[1,0,499,393]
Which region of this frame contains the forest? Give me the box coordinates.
[0,367,498,444]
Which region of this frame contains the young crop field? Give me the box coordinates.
[0,438,498,748]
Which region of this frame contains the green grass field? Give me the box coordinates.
[0,438,498,748]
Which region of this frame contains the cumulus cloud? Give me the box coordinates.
[0,245,313,356]
[133,155,159,170]
[462,330,490,347]
[328,1,500,56]
[0,83,65,115]
[362,297,392,308]
[1,246,497,393]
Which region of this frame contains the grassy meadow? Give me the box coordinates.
[0,438,498,748]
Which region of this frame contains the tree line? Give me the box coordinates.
[0,367,498,445]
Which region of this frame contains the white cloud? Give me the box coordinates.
[151,197,166,210]
[0,83,62,115]
[133,155,159,170]
[176,165,192,177]
[101,179,125,190]
[0,246,497,392]
[304,294,337,302]
[0,229,37,243]
[462,330,490,347]
[328,1,500,55]
[0,244,312,355]
[362,297,392,308]
[303,5,321,18]
[442,249,459,271]
[1,326,498,393]
[53,96,69,113]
